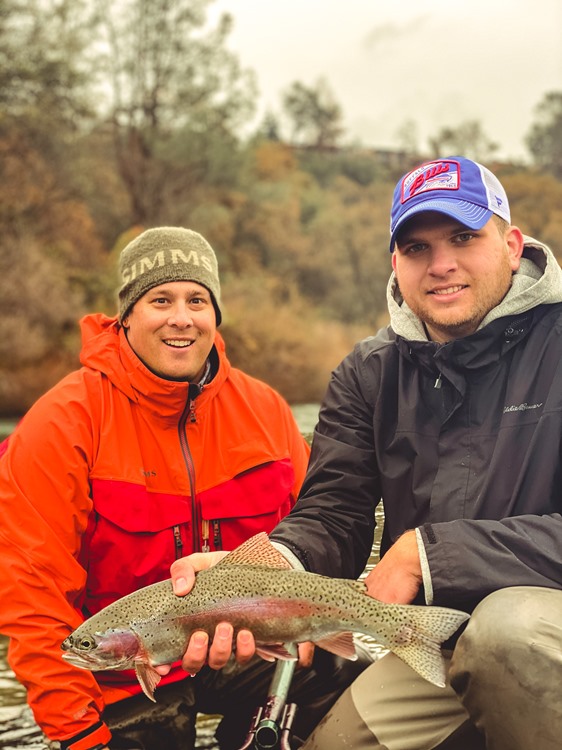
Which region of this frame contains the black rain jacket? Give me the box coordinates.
[271,238,562,612]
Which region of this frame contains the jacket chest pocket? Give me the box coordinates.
[199,459,295,551]
[82,479,192,614]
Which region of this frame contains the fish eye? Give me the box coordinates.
[77,635,96,651]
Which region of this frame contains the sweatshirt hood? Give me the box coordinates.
[387,236,562,342]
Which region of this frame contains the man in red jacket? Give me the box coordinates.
[0,227,371,750]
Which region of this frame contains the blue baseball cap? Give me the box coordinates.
[389,157,511,251]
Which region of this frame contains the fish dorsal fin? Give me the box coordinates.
[315,632,358,660]
[217,533,293,570]
[134,661,161,702]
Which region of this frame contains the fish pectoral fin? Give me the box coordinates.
[314,632,358,660]
[218,533,293,570]
[255,643,298,662]
[135,661,161,702]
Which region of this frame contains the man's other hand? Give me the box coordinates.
[155,550,256,674]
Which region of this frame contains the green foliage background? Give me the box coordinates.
[1,0,562,415]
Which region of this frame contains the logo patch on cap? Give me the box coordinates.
[401,159,460,204]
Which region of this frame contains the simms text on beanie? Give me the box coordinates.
[118,227,222,324]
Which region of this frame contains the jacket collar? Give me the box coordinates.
[79,313,230,420]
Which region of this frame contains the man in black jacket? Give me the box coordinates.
[173,157,562,749]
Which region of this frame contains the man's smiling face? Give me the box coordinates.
[122,281,216,381]
[392,212,524,342]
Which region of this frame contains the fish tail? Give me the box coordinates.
[390,631,447,687]
[385,605,469,688]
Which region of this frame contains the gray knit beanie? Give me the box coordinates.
[118,227,222,325]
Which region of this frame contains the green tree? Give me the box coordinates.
[299,177,391,327]
[395,119,420,159]
[0,124,107,414]
[0,0,97,173]
[256,110,282,142]
[282,78,344,149]
[428,121,498,162]
[501,169,562,258]
[96,0,257,224]
[526,91,562,180]
[0,0,94,120]
[0,0,110,413]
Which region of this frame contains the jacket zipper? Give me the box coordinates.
[212,520,222,550]
[201,519,210,552]
[173,525,183,559]
[178,385,209,553]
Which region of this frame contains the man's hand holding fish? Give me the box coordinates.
[166,528,425,674]
[150,548,247,674]
[166,548,315,674]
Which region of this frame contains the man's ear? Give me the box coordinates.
[506,226,525,272]
[121,316,129,329]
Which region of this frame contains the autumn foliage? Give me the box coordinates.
[1,1,561,416]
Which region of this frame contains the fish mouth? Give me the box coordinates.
[61,650,132,671]
[61,651,100,668]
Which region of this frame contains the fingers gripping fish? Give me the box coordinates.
[61,533,469,700]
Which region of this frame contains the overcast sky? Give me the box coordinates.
[209,0,562,162]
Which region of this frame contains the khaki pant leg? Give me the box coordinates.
[302,651,473,750]
[450,586,562,750]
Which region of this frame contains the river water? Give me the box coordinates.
[0,405,384,748]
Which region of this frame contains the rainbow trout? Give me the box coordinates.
[61,533,469,700]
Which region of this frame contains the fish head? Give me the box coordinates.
[61,627,141,672]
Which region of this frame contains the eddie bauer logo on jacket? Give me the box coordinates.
[503,402,543,414]
[121,248,214,283]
